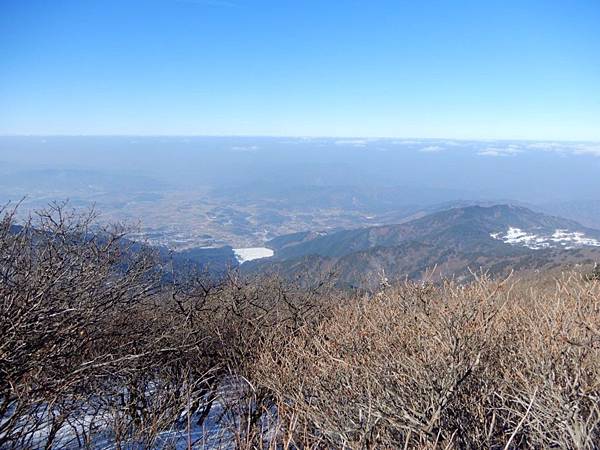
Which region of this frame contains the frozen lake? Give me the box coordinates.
[233,247,274,263]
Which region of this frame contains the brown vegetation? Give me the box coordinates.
[254,274,600,449]
[1,204,600,449]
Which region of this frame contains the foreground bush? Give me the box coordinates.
[253,274,600,449]
[0,203,332,448]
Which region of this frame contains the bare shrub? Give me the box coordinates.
[183,271,338,448]
[0,203,216,448]
[253,273,600,449]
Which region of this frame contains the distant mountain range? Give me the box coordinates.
[12,202,599,286]
[243,205,600,288]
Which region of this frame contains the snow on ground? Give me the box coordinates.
[13,379,261,449]
[233,247,274,263]
[550,229,600,247]
[491,227,600,250]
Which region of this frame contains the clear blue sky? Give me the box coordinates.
[1,0,599,140]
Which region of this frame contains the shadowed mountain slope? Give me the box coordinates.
[246,205,600,287]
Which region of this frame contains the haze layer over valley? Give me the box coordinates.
[2,136,600,255]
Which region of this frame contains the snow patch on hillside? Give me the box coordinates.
[491,227,600,250]
[233,247,274,263]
